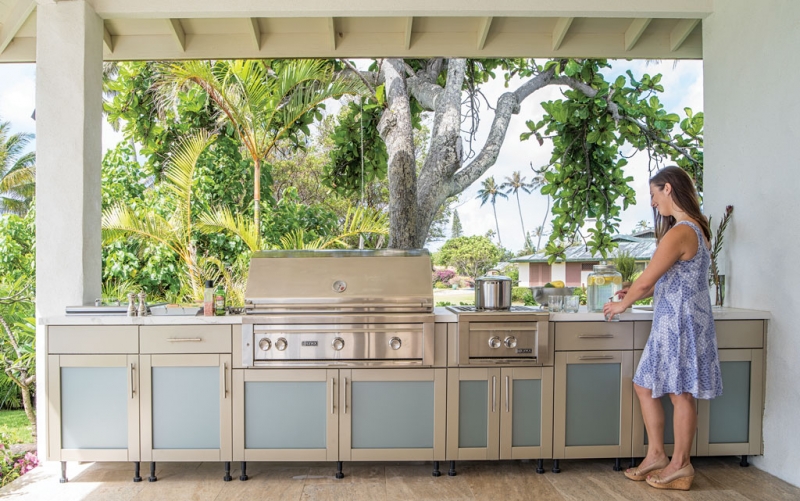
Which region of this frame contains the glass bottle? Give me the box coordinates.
[586,262,623,313]
[204,280,215,316]
[214,284,227,316]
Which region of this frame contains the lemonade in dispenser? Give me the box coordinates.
[586,262,623,312]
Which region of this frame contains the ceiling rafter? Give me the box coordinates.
[404,17,413,50]
[670,18,699,52]
[552,17,573,51]
[624,18,651,51]
[248,18,261,51]
[167,18,186,52]
[327,17,336,51]
[103,24,114,53]
[477,16,493,50]
[0,0,35,55]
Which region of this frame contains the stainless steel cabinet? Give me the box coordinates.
[553,351,633,459]
[340,368,446,461]
[233,368,338,462]
[446,367,553,461]
[140,354,232,461]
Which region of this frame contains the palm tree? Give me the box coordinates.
[0,120,35,215]
[500,171,533,250]
[529,169,550,252]
[155,59,364,232]
[476,176,508,246]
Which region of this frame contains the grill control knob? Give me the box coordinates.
[504,336,517,349]
[275,337,288,351]
[389,337,402,350]
[332,337,345,351]
[258,338,271,351]
[488,336,502,349]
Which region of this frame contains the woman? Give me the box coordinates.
[603,166,722,491]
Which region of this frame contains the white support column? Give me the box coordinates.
[35,0,104,455]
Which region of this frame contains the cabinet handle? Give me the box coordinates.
[578,334,614,339]
[167,337,202,342]
[223,363,228,398]
[578,355,615,360]
[130,363,135,398]
[492,376,496,413]
[344,377,348,414]
[505,376,510,413]
[331,378,335,414]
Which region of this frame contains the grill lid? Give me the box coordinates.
[244,249,434,313]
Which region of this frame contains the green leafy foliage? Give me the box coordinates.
[434,236,502,279]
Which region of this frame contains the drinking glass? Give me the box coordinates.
[564,295,579,313]
[549,295,564,312]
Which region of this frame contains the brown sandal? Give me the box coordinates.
[646,464,695,491]
[623,457,669,481]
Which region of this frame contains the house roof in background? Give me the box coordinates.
[511,236,656,263]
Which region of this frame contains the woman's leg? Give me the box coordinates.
[661,392,696,476]
[631,383,668,469]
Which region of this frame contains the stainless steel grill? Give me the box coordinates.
[241,250,435,367]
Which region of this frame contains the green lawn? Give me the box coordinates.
[0,410,34,444]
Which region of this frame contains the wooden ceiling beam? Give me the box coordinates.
[477,16,493,51]
[327,17,336,51]
[552,17,573,51]
[624,18,651,51]
[404,16,413,50]
[103,24,114,53]
[248,18,261,50]
[0,0,35,55]
[670,18,700,52]
[167,18,186,52]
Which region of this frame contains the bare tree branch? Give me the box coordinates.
[340,60,376,95]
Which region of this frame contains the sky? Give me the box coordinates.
[0,59,702,253]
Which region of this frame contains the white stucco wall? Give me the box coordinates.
[550,262,566,283]
[703,0,800,487]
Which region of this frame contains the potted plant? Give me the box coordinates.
[709,205,734,307]
[613,250,638,289]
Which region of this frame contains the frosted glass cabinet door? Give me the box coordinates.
[697,349,763,456]
[499,367,554,460]
[340,368,446,461]
[553,351,633,459]
[233,369,338,462]
[446,368,501,461]
[47,355,140,462]
[140,354,232,461]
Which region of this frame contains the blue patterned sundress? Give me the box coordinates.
[633,221,723,399]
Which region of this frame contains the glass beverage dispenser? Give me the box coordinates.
[587,262,623,312]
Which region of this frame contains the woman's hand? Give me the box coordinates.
[602,300,627,321]
[615,288,629,300]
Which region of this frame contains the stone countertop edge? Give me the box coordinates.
[42,306,770,325]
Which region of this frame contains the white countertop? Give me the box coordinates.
[43,306,770,325]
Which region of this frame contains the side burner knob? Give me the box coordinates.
[258,338,271,351]
[389,337,402,350]
[488,336,502,349]
[275,337,288,351]
[332,337,345,351]
[504,336,517,348]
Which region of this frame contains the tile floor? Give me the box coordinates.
[1,457,798,500]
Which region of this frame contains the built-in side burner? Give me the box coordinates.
[447,305,545,314]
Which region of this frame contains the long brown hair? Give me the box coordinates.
[650,166,711,244]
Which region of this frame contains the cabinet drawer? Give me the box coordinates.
[634,322,652,350]
[555,322,633,351]
[140,326,232,354]
[48,326,138,354]
[715,321,764,349]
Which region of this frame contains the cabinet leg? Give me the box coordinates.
[448,461,457,477]
[613,458,622,472]
[59,461,68,483]
[239,461,248,481]
[630,457,636,468]
[223,461,232,482]
[536,459,545,474]
[148,462,157,482]
[432,461,441,477]
[740,455,749,467]
[133,462,142,483]
[335,461,344,479]
[552,459,561,473]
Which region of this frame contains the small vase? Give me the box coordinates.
[714,275,726,307]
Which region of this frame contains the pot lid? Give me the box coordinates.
[476,269,512,283]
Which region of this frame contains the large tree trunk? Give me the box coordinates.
[378,59,418,248]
